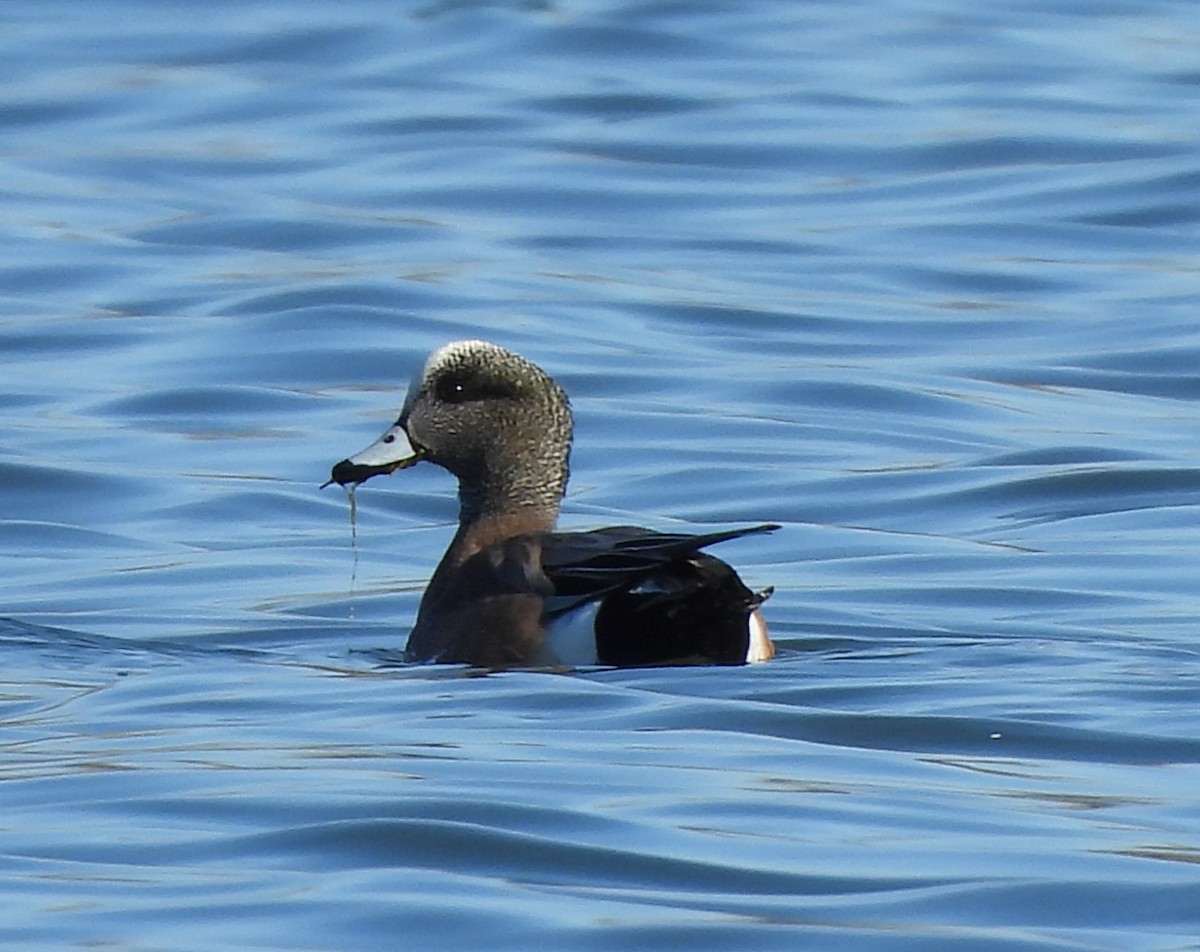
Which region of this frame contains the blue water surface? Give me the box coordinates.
[2,1,1200,949]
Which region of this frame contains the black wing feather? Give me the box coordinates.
[540,523,778,616]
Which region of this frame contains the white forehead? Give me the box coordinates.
[422,339,506,378]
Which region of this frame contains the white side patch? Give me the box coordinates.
[426,338,496,376]
[539,602,601,667]
[745,609,774,664]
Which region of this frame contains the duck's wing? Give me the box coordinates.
[539,523,779,615]
[534,523,778,666]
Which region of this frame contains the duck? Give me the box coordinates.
[324,339,777,669]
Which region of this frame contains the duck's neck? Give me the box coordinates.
[446,474,563,568]
[458,481,562,525]
[447,503,560,566]
[454,443,569,540]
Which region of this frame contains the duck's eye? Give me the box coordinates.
[434,370,520,404]
[438,377,470,404]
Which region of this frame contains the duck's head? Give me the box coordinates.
[325,340,573,521]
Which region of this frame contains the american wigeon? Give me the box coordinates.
[325,340,777,668]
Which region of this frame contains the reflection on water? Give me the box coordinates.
[3,0,1200,949]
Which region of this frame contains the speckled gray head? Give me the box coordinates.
[326,340,573,521]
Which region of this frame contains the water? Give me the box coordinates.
[2,0,1200,949]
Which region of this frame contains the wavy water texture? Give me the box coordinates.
[2,0,1200,950]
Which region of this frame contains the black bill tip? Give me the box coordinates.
[323,457,381,489]
[321,452,424,489]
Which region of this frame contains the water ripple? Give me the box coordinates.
[4,0,1200,949]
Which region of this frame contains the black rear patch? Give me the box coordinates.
[593,554,764,666]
